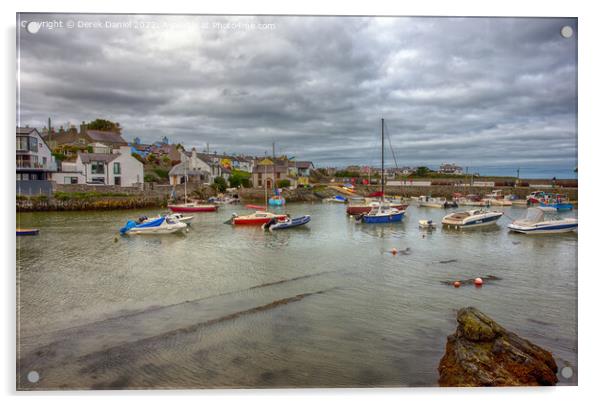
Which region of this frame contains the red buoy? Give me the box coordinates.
[453,281,461,288]
[474,277,484,286]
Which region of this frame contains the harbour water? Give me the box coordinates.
[16,203,577,389]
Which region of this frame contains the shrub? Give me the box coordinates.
[153,168,169,179]
[213,176,227,192]
[144,173,158,183]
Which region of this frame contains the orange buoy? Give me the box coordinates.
[474,277,484,286]
[390,248,398,255]
[453,281,461,288]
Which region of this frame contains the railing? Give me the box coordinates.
[16,161,58,171]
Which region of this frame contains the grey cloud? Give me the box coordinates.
[17,14,577,175]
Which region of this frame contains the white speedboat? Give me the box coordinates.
[442,209,503,229]
[120,216,187,235]
[507,208,577,234]
[138,213,193,225]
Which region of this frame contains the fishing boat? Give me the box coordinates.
[417,195,457,208]
[418,219,436,229]
[442,209,503,229]
[120,216,187,235]
[357,118,405,224]
[508,207,577,234]
[167,159,218,213]
[263,215,311,230]
[230,211,288,225]
[17,228,39,236]
[323,195,348,203]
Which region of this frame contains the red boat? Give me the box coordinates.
[168,203,218,213]
[231,211,287,225]
[347,202,408,215]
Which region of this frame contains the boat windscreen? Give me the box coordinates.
[524,208,545,222]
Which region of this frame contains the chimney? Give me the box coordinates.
[80,121,87,135]
[191,147,197,169]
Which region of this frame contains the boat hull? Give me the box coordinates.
[233,215,288,225]
[17,228,39,236]
[168,205,218,212]
[347,204,407,215]
[362,211,405,223]
[127,225,187,235]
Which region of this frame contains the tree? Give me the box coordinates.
[86,119,121,133]
[228,169,251,188]
[161,155,171,165]
[277,179,291,188]
[132,153,146,164]
[414,166,431,177]
[213,176,227,192]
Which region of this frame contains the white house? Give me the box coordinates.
[52,146,143,186]
[16,127,57,181]
[168,148,212,185]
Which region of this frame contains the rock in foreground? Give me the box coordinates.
[438,307,558,386]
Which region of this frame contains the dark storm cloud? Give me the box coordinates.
[17,14,577,171]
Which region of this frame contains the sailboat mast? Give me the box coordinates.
[381,118,385,202]
[184,157,188,204]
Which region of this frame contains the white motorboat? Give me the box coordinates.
[442,209,503,229]
[120,216,187,235]
[507,208,577,234]
[138,213,193,225]
[418,195,457,208]
[418,219,436,229]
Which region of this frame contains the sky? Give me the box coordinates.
[17,14,577,176]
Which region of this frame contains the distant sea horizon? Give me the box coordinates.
[464,167,577,180]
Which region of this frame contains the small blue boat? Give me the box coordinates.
[263,215,311,230]
[539,202,573,211]
[17,228,39,236]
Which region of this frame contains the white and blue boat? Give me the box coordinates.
[263,215,311,230]
[361,203,405,223]
[120,216,187,235]
[508,208,577,234]
[442,209,503,229]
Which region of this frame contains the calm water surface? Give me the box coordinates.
[16,203,577,389]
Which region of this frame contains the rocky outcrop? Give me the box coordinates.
[438,307,558,386]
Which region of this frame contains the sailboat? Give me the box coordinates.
[168,157,218,213]
[230,157,287,225]
[359,119,405,224]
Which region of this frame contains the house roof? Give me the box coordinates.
[168,161,209,176]
[86,130,127,145]
[252,165,289,174]
[79,153,119,164]
[295,161,313,169]
[16,127,37,135]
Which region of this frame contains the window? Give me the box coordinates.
[64,177,78,184]
[91,161,105,174]
[113,162,121,175]
[29,137,38,152]
[17,137,28,151]
[42,157,47,166]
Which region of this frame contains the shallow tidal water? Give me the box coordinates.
[16,203,577,389]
